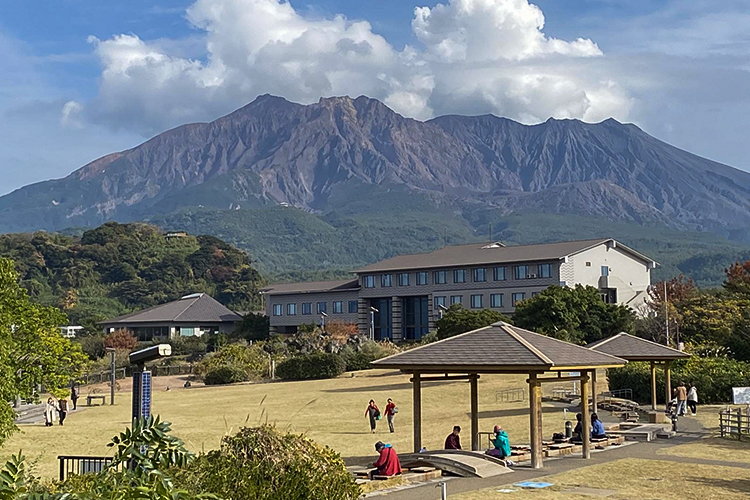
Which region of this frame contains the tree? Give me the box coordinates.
[725,259,750,296]
[435,304,511,340]
[104,329,138,350]
[233,312,270,342]
[0,257,89,445]
[513,285,635,344]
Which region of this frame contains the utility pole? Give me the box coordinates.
[106,347,116,405]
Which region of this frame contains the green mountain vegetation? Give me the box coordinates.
[0,222,265,335]
[150,205,750,287]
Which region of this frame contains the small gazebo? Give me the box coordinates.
[372,322,627,469]
[587,332,690,410]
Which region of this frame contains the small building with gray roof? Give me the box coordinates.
[262,238,657,340]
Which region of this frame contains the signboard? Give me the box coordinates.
[732,387,750,404]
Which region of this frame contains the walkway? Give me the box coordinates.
[374,414,714,499]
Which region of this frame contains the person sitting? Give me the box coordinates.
[572,413,583,442]
[445,426,462,450]
[372,441,402,477]
[486,424,514,466]
[591,413,607,439]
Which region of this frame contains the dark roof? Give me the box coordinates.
[355,238,656,273]
[372,322,627,373]
[261,279,359,296]
[102,293,242,325]
[587,333,690,361]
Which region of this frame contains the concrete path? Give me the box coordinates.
[374,414,713,499]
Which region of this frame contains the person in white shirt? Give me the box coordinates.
[687,383,698,416]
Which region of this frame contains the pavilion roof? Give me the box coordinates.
[372,322,627,373]
[586,332,690,361]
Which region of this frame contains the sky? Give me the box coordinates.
[1,0,750,195]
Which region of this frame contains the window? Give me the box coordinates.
[402,296,429,340]
[493,266,506,281]
[538,264,552,278]
[287,303,297,315]
[364,276,375,288]
[450,295,463,305]
[180,327,195,337]
[454,269,466,283]
[601,266,609,277]
[302,302,312,315]
[511,292,526,306]
[434,296,446,308]
[398,273,410,286]
[273,304,282,316]
[473,268,487,282]
[514,265,529,280]
[416,271,428,285]
[317,302,327,314]
[586,261,592,267]
[470,294,483,309]
[434,270,447,284]
[532,292,539,297]
[348,301,358,313]
[382,274,393,287]
[333,301,343,314]
[490,294,503,308]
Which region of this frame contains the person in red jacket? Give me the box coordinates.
[445,425,462,449]
[372,441,402,477]
[384,398,396,433]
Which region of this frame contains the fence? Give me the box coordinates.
[600,388,634,404]
[58,455,118,481]
[78,364,194,386]
[719,408,750,440]
[495,388,526,403]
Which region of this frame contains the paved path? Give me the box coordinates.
[374,414,715,499]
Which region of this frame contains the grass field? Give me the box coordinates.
[2,369,583,479]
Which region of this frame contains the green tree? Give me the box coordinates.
[233,312,270,342]
[513,285,634,344]
[435,304,511,340]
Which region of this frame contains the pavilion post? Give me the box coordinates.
[591,369,598,413]
[664,361,672,409]
[650,361,657,410]
[470,374,479,451]
[412,372,422,453]
[528,372,543,469]
[580,371,591,459]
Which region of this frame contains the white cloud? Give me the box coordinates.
[82,0,632,135]
[61,100,84,128]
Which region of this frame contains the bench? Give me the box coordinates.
[87,395,106,406]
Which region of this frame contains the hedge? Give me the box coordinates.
[276,352,346,380]
[608,356,750,404]
[204,366,249,385]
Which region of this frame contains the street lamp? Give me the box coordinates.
[369,306,379,341]
[105,347,116,406]
[436,303,448,320]
[320,311,328,332]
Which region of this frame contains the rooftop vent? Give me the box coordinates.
[181,293,204,300]
[481,242,506,249]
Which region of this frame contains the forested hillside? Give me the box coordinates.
[0,222,265,334]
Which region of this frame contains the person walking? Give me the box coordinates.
[365,400,380,433]
[58,398,68,426]
[675,381,688,416]
[70,387,78,411]
[384,398,397,433]
[445,426,462,450]
[44,398,57,427]
[687,382,698,416]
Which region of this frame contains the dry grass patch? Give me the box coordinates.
[2,370,576,479]
[453,458,750,500]
[657,437,750,464]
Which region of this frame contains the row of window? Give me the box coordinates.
[434,292,530,309]
[273,300,358,316]
[364,264,553,288]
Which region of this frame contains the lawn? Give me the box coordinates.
[2,369,581,479]
[453,458,750,499]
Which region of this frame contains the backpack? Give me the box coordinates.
[374,409,381,419]
[392,407,399,414]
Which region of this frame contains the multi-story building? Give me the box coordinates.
[262,238,657,341]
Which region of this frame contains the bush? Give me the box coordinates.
[339,340,400,371]
[276,352,346,380]
[173,425,360,500]
[608,356,750,404]
[204,366,249,385]
[168,336,208,357]
[104,329,138,350]
[195,343,269,382]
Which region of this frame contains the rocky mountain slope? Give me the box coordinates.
[2,94,750,241]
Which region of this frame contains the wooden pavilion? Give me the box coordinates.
[372,322,627,469]
[587,332,690,410]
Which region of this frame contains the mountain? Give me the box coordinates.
[3,94,750,240]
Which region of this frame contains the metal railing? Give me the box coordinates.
[495,388,526,403]
[58,455,118,481]
[78,364,193,386]
[719,408,750,440]
[552,384,579,400]
[600,388,634,405]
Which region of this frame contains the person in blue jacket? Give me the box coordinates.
[591,413,607,439]
[487,424,515,466]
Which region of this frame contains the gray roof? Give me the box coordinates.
[587,332,690,361]
[261,279,359,296]
[372,322,627,373]
[102,293,242,325]
[355,238,656,273]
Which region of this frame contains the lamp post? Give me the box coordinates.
[369,306,379,341]
[436,303,448,320]
[320,311,328,332]
[105,347,116,405]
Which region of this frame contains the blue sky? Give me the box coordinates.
[1,0,749,195]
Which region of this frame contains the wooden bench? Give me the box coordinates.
[87,395,106,406]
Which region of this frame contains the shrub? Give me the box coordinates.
[339,340,400,371]
[195,343,269,382]
[608,356,750,404]
[104,329,138,350]
[276,352,346,380]
[173,425,360,500]
[204,366,249,385]
[168,336,208,356]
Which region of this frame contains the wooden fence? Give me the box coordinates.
[78,364,194,386]
[719,408,750,440]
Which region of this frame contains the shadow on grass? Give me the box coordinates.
[689,476,750,494]
[323,380,462,393]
